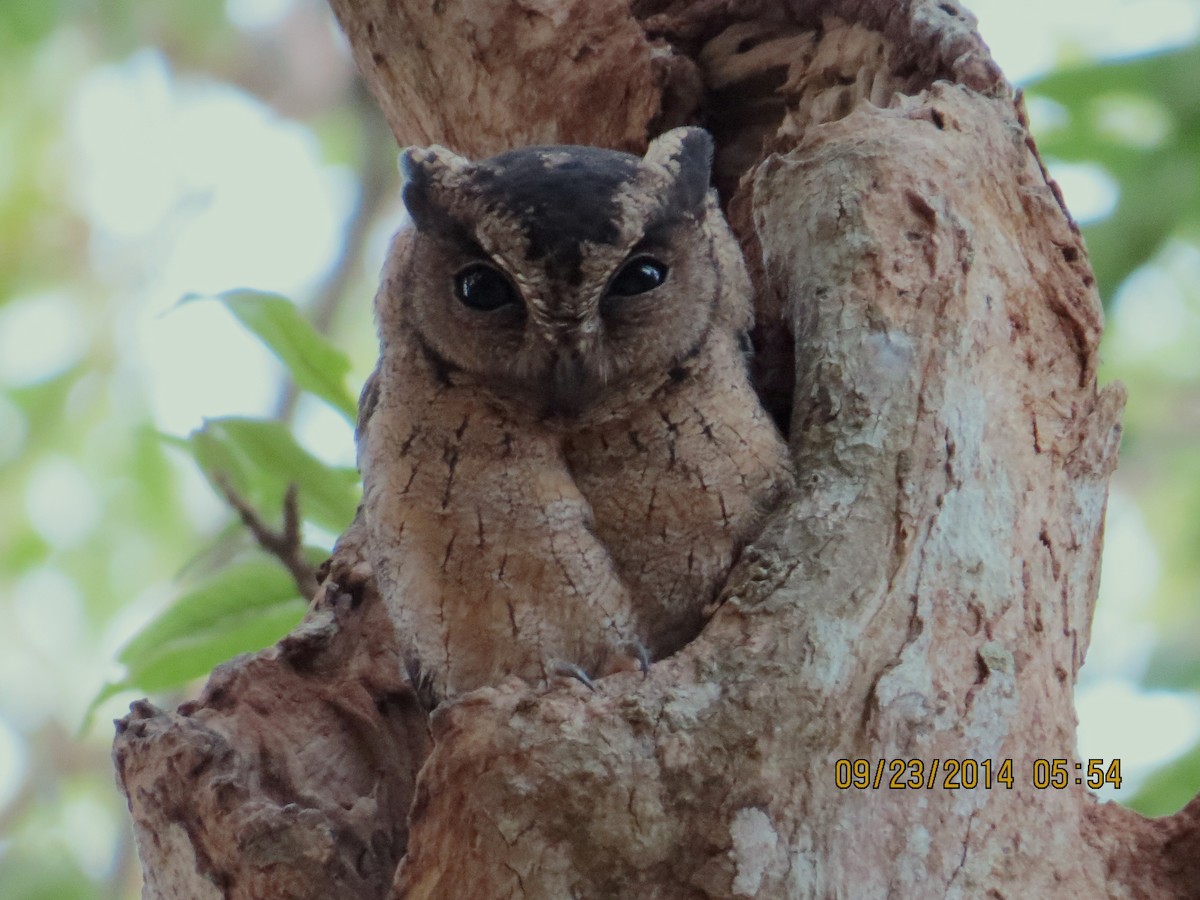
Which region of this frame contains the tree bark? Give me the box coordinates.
[114,0,1200,897]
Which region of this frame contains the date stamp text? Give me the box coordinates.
[834,758,1123,791]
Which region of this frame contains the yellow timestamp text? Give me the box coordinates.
[834,758,1122,791]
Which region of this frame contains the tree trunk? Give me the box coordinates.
[114,0,1200,897]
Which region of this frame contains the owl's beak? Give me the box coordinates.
[545,348,595,418]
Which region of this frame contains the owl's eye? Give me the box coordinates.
[454,264,518,311]
[607,257,668,298]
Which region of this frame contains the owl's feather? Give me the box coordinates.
[359,127,793,701]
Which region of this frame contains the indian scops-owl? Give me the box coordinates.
[357,127,794,702]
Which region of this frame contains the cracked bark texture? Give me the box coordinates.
[114,0,1200,897]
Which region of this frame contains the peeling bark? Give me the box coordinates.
[115,1,1200,897]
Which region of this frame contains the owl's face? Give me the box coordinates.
[383,128,746,419]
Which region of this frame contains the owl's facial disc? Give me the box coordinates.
[396,128,719,419]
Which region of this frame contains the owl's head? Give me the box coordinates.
[382,127,751,419]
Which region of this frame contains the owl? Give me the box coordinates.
[357,127,794,703]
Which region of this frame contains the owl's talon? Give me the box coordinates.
[621,640,651,677]
[553,662,596,691]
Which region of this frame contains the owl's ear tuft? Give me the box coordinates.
[641,127,714,213]
[399,145,475,232]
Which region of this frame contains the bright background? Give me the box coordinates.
[2,0,1200,896]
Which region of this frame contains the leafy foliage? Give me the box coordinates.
[188,415,359,534]
[1028,43,1200,300]
[108,294,361,702]
[95,558,308,708]
[1132,741,1200,816]
[0,6,381,895]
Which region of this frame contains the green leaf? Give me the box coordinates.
[0,0,64,49]
[185,289,357,420]
[189,416,359,535]
[1127,736,1200,817]
[112,558,307,695]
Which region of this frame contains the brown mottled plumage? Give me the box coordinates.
[358,128,793,702]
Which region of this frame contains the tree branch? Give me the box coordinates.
[214,475,319,599]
